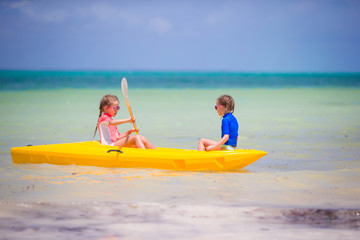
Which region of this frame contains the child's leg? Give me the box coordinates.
[197,138,218,151]
[114,135,155,149]
[133,135,146,148]
[139,135,156,149]
[114,135,145,148]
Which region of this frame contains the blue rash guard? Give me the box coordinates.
[221,113,239,147]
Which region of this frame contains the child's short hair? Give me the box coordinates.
[217,95,235,113]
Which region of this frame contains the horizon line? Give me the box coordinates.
[1,69,360,75]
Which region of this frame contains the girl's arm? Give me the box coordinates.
[117,128,137,140]
[109,117,134,126]
[206,134,229,151]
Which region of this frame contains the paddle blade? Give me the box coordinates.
[121,77,128,97]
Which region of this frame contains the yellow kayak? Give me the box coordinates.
[11,141,267,171]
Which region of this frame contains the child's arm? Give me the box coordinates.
[206,134,229,151]
[108,117,134,126]
[117,128,137,139]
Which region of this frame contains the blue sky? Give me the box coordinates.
[0,0,359,72]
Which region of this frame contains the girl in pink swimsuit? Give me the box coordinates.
[94,94,156,149]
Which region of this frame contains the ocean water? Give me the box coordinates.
[0,71,359,239]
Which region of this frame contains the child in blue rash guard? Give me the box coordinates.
[198,95,239,151]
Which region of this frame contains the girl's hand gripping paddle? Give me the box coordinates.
[121,77,139,134]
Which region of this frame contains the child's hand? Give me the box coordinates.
[128,128,139,134]
[128,117,136,123]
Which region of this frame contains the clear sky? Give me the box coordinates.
[0,0,359,72]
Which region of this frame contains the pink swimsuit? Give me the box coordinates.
[98,113,120,144]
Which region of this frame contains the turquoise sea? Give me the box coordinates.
[0,71,359,239]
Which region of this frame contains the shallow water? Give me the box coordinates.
[0,87,360,239]
[1,201,359,240]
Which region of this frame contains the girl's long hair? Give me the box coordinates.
[93,94,119,138]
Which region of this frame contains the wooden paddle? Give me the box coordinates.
[121,77,139,134]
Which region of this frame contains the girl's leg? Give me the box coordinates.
[114,135,155,149]
[197,138,218,151]
[139,135,156,149]
[114,135,144,148]
[133,135,146,148]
